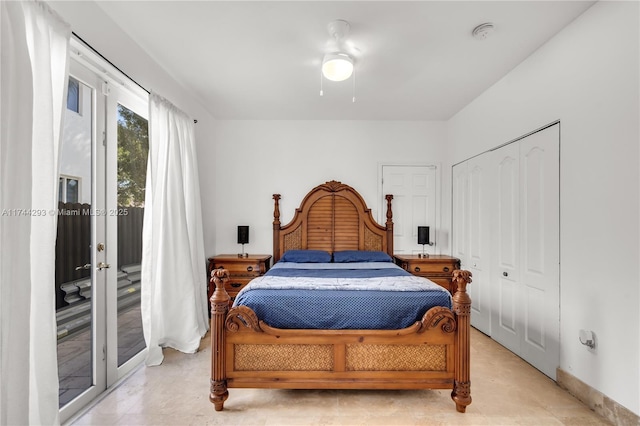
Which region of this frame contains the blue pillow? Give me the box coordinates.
[280,249,332,263]
[333,250,392,263]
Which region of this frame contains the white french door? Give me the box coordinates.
[104,80,149,385]
[57,59,108,422]
[57,42,148,423]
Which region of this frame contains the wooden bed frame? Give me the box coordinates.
[209,180,472,412]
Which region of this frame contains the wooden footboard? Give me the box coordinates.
[209,268,472,413]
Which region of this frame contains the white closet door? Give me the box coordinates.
[452,162,468,263]
[452,158,491,335]
[467,155,492,334]
[518,126,560,378]
[491,142,522,353]
[490,124,559,378]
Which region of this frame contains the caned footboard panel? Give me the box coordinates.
[234,343,334,371]
[346,343,447,371]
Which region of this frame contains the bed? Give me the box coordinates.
[209,180,472,413]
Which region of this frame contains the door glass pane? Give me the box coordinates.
[66,178,79,203]
[116,103,148,366]
[57,79,93,407]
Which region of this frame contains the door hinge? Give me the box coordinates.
[101,81,110,96]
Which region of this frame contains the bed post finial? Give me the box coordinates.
[210,268,230,411]
[451,269,472,413]
[273,194,281,261]
[385,194,393,256]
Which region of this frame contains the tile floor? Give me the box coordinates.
[69,328,610,425]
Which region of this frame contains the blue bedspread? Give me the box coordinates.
[233,262,452,330]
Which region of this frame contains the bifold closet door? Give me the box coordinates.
[452,156,492,335]
[491,142,521,353]
[491,124,560,379]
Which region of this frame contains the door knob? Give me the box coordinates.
[97,262,111,270]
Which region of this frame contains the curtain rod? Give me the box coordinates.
[71,32,198,124]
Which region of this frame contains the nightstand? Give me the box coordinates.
[394,254,460,294]
[207,254,271,306]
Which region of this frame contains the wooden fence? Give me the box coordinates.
[55,202,144,309]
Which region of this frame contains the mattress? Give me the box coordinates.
[233,261,452,330]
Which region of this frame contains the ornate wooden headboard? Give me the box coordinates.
[272,180,394,262]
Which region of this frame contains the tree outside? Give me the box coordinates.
[117,104,149,207]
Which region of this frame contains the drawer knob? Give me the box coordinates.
[414,266,421,272]
[246,266,253,272]
[230,282,242,288]
[503,271,509,277]
[443,267,450,272]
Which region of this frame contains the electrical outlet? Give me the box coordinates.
[579,329,595,349]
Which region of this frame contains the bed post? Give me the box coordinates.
[385,194,393,256]
[451,269,472,413]
[273,194,281,262]
[209,269,230,411]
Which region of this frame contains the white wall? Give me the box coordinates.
[447,1,639,415]
[202,120,446,256]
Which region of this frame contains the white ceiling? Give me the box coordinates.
[95,1,595,121]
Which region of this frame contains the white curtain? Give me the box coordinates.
[141,93,209,366]
[0,1,70,425]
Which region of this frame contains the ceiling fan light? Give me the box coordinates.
[322,53,354,82]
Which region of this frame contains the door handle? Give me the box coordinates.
[75,263,91,271]
[97,262,111,271]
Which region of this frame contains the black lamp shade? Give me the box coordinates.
[237,226,249,244]
[417,226,429,245]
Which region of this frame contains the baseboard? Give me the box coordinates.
[557,368,640,426]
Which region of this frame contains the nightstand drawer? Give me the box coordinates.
[225,277,252,293]
[213,262,262,276]
[406,262,455,276]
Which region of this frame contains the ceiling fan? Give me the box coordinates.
[320,19,359,101]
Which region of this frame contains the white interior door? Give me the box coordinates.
[518,126,560,378]
[490,124,560,378]
[468,155,492,334]
[452,162,469,264]
[382,165,438,254]
[491,142,522,353]
[452,156,492,335]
